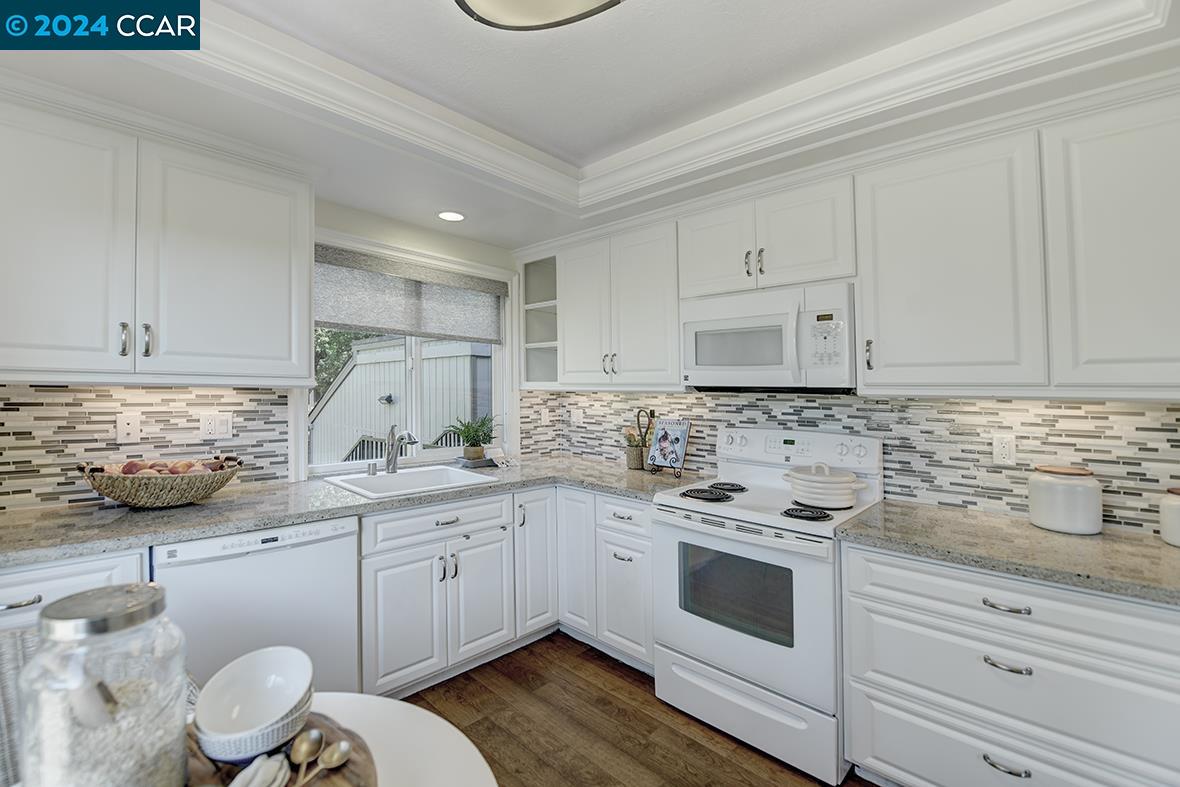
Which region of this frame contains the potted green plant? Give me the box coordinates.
[445,414,496,461]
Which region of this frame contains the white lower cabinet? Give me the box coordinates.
[595,528,653,663]
[514,488,559,636]
[557,488,598,636]
[447,526,516,664]
[0,551,146,632]
[843,545,1180,786]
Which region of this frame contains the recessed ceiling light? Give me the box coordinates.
[438,211,465,222]
[455,0,622,31]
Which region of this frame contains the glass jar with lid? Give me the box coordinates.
[18,583,187,787]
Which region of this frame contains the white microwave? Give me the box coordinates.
[680,282,854,391]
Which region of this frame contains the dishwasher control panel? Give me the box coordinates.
[152,516,358,566]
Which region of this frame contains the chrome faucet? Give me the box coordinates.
[385,425,419,473]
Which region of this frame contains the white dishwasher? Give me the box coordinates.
[152,517,360,692]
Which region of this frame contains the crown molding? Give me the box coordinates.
[512,65,1180,261]
[577,0,1173,207]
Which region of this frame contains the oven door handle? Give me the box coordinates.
[653,514,832,561]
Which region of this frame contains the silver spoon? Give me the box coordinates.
[293,740,351,787]
[289,728,324,785]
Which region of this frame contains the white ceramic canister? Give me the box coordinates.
[1028,465,1102,535]
[1159,488,1180,547]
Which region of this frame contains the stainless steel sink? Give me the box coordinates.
[325,465,497,499]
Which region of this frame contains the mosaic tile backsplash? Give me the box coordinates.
[520,391,1180,532]
[0,385,289,511]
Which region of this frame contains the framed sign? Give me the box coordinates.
[647,418,690,478]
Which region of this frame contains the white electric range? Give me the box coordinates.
[651,427,882,786]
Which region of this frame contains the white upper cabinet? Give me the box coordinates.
[556,223,680,388]
[610,223,679,386]
[754,176,855,289]
[677,176,855,299]
[556,238,612,385]
[856,132,1048,389]
[677,202,757,298]
[136,141,312,379]
[1042,95,1180,390]
[0,104,137,374]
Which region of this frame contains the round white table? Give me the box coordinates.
[312,692,495,787]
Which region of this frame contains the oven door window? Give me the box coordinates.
[678,542,794,647]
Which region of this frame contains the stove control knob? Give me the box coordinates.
[854,444,869,459]
[836,442,850,457]
[725,434,735,446]
[738,435,749,447]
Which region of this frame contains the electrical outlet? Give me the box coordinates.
[115,412,141,445]
[199,413,234,439]
[539,408,551,426]
[570,408,584,426]
[993,434,1016,465]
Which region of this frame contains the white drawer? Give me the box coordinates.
[362,494,514,555]
[594,494,651,538]
[844,546,1180,671]
[846,596,1180,780]
[0,552,145,631]
[846,684,1147,787]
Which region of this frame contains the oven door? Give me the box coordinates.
[652,517,837,714]
[681,290,802,388]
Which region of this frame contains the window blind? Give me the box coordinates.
[313,244,504,344]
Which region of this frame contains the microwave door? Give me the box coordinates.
[683,312,803,388]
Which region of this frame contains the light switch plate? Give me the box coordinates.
[570,408,584,426]
[539,408,551,426]
[199,413,234,439]
[993,434,1016,465]
[116,412,141,445]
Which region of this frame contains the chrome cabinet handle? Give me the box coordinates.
[518,503,526,527]
[142,323,153,357]
[757,247,765,274]
[602,353,609,375]
[611,512,633,522]
[983,655,1033,676]
[435,516,460,527]
[612,552,633,563]
[118,323,130,357]
[982,597,1032,616]
[610,353,618,374]
[437,556,447,582]
[744,250,753,276]
[864,338,873,370]
[983,754,1031,779]
[450,553,459,579]
[0,594,42,612]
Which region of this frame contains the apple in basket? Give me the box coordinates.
[108,459,224,475]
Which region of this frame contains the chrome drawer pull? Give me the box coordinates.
[518,503,526,527]
[437,556,446,582]
[0,594,42,612]
[982,597,1032,616]
[611,512,633,522]
[612,552,633,563]
[744,250,753,276]
[983,655,1033,676]
[450,553,459,579]
[983,754,1031,778]
[142,323,153,357]
[118,322,130,357]
[435,516,461,527]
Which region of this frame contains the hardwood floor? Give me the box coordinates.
[404,632,873,787]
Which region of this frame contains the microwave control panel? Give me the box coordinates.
[802,310,845,369]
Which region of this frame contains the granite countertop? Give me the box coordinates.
[837,499,1180,608]
[0,457,697,570]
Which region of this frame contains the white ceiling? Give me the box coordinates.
[214,0,1005,165]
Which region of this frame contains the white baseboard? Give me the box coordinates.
[854,765,905,787]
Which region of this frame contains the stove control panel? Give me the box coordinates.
[717,427,882,471]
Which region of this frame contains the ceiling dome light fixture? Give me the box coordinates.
[455,0,622,31]
[438,211,466,222]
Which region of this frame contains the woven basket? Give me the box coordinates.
[76,456,243,509]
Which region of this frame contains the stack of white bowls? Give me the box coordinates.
[194,646,314,762]
[786,462,866,510]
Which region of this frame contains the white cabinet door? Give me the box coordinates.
[1043,95,1180,389]
[514,488,559,636]
[446,526,515,665]
[556,239,612,385]
[556,488,597,636]
[677,202,757,298]
[0,551,144,632]
[610,223,680,386]
[0,104,137,373]
[856,132,1048,388]
[595,529,652,664]
[361,542,448,693]
[136,141,312,379]
[754,176,855,288]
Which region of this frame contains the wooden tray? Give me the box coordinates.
[186,712,376,787]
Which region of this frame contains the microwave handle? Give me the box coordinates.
[788,298,802,384]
